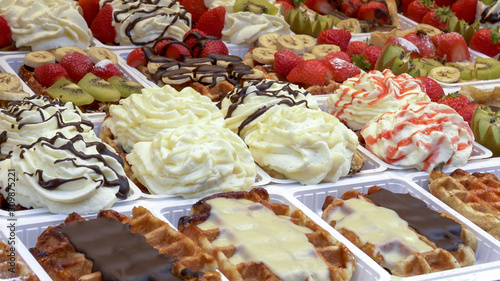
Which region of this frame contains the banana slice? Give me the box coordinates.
[0,89,30,102]
[336,19,362,33]
[416,24,442,38]
[54,47,87,62]
[429,66,460,83]
[276,35,305,55]
[311,44,341,59]
[23,51,55,68]
[301,53,317,60]
[252,47,277,64]
[295,34,317,53]
[0,73,23,91]
[86,47,118,64]
[257,33,280,49]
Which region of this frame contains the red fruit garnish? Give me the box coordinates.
[432,32,470,62]
[323,58,361,82]
[357,2,391,25]
[435,0,455,6]
[194,39,228,57]
[403,0,416,15]
[34,63,69,88]
[407,0,437,23]
[319,51,351,64]
[274,49,304,76]
[0,16,13,48]
[304,0,337,15]
[457,104,483,126]
[317,29,351,51]
[153,38,192,60]
[421,7,452,30]
[469,28,500,57]
[183,29,208,49]
[346,41,368,57]
[277,0,295,13]
[127,48,147,67]
[91,60,122,80]
[287,59,327,86]
[437,92,471,112]
[403,31,435,58]
[362,45,382,70]
[91,4,116,44]
[59,51,94,83]
[451,0,477,24]
[78,0,100,27]
[197,7,226,38]
[182,0,208,24]
[416,76,445,102]
[340,0,363,18]
[386,36,421,58]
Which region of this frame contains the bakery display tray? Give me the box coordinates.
[285,168,500,281]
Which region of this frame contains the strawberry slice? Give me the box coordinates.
[91,60,122,80]
[274,49,304,76]
[323,58,361,82]
[432,32,470,62]
[153,38,192,60]
[34,63,69,88]
[287,59,327,86]
[127,48,147,67]
[91,4,116,44]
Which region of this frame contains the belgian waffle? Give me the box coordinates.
[321,187,477,277]
[429,169,500,240]
[0,241,39,280]
[178,187,356,281]
[30,207,220,281]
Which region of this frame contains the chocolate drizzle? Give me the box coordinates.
[218,80,313,135]
[481,1,500,24]
[20,133,129,199]
[102,0,191,45]
[59,217,184,281]
[366,188,464,252]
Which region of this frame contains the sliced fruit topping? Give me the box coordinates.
[474,57,500,80]
[357,1,391,25]
[107,76,144,98]
[197,6,226,38]
[274,49,304,76]
[153,38,193,60]
[23,51,56,69]
[59,51,94,83]
[323,57,361,83]
[0,15,13,48]
[91,60,123,80]
[183,0,208,23]
[78,73,121,102]
[194,39,229,58]
[183,29,208,49]
[437,92,471,112]
[317,29,351,51]
[127,48,147,68]
[386,36,421,58]
[285,8,336,37]
[79,0,100,27]
[472,105,500,157]
[346,41,368,57]
[286,59,327,86]
[429,66,461,83]
[403,31,435,59]
[46,78,94,106]
[90,4,116,44]
[34,63,69,88]
[432,32,470,62]
[416,76,445,102]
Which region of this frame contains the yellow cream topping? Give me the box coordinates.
[198,198,331,281]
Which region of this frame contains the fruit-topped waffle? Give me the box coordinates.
[17,46,144,113]
[126,31,263,101]
[0,0,93,52]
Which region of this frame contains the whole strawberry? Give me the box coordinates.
[346,41,368,57]
[274,49,304,76]
[357,2,391,25]
[182,0,208,24]
[91,60,122,80]
[435,0,455,6]
[407,0,437,23]
[0,16,12,48]
[451,0,477,24]
[323,58,361,82]
[432,32,470,62]
[194,39,229,57]
[421,7,452,30]
[277,0,295,12]
[403,31,435,58]
[183,29,208,49]
[340,0,363,18]
[79,0,100,27]
[469,28,500,57]
[91,4,116,44]
[416,76,444,102]
[457,103,484,126]
[319,51,351,65]
[127,48,147,67]
[59,51,94,83]
[34,63,69,87]
[403,0,416,15]
[197,7,226,38]
[153,39,192,60]
[437,92,471,112]
[286,59,327,86]
[317,29,351,51]
[362,45,382,70]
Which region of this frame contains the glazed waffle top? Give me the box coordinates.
[30,207,220,281]
[429,169,500,240]
[178,187,356,281]
[321,187,477,277]
[0,241,39,280]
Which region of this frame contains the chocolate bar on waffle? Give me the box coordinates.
[0,241,39,280]
[429,169,500,240]
[178,187,356,281]
[321,187,477,277]
[30,207,220,281]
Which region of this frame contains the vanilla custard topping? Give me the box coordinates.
[198,198,331,281]
[324,198,433,271]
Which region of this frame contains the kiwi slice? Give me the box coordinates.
[233,0,278,15]
[286,8,335,37]
[472,106,500,157]
[447,63,474,80]
[107,76,144,98]
[375,44,408,72]
[474,57,500,80]
[78,73,121,102]
[46,78,94,106]
[417,58,443,73]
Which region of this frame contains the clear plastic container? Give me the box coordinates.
[288,172,500,281]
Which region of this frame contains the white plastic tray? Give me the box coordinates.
[156,189,388,281]
[0,222,51,280]
[287,173,500,281]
